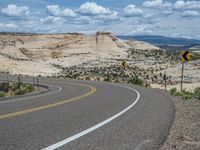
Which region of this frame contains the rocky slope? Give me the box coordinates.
[0,32,162,76]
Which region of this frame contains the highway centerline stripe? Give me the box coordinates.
[0,83,96,120]
[42,84,140,150]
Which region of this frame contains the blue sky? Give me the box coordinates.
[0,0,200,39]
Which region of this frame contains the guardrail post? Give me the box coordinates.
[37,78,39,91]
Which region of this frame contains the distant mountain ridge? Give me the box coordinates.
[117,35,200,46]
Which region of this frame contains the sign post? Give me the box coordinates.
[180,63,184,91]
[164,71,167,92]
[180,50,191,91]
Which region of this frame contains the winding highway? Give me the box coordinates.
[0,75,174,150]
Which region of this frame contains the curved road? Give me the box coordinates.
[0,75,174,150]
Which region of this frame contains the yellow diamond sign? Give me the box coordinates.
[121,61,128,67]
[181,50,190,63]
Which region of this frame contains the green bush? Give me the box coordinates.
[145,82,150,87]
[85,76,91,80]
[182,90,194,95]
[13,84,34,95]
[170,88,177,95]
[0,82,9,92]
[194,87,200,100]
[104,77,111,82]
[183,94,193,100]
[174,91,183,96]
[0,91,6,97]
[25,84,34,93]
[173,90,194,100]
[129,76,144,86]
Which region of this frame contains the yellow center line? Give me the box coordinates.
[0,83,96,120]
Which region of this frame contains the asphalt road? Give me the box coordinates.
[0,75,174,150]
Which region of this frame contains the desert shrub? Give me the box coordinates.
[14,88,26,95]
[85,76,91,80]
[129,76,144,86]
[182,90,194,95]
[0,91,6,97]
[104,77,111,82]
[0,82,9,92]
[183,94,193,100]
[173,90,194,100]
[25,84,34,93]
[170,88,177,95]
[14,89,22,95]
[13,83,19,91]
[145,82,150,87]
[194,87,200,100]
[174,91,183,96]
[13,84,34,95]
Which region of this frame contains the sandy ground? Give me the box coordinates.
[152,82,200,91]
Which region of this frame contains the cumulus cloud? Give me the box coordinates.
[1,4,29,17]
[182,10,199,17]
[93,11,120,23]
[143,0,172,8]
[78,2,111,15]
[47,5,76,17]
[40,16,64,24]
[174,0,200,10]
[124,4,143,17]
[73,16,94,25]
[130,26,153,34]
[0,23,18,29]
[163,10,174,16]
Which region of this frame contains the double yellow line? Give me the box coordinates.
[0,83,96,120]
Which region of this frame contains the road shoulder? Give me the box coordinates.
[160,91,200,150]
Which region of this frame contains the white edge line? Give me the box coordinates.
[0,85,62,104]
[42,84,140,150]
[134,139,151,150]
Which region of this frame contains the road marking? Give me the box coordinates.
[0,83,96,120]
[42,84,140,150]
[0,85,62,104]
[134,139,151,150]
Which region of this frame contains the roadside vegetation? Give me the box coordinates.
[170,87,200,100]
[0,81,35,98]
[58,65,151,88]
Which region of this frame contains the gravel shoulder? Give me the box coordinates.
[160,92,200,150]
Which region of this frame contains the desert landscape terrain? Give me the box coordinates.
[0,32,199,91]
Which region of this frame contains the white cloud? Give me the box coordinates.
[93,11,120,24]
[143,0,172,8]
[163,10,174,16]
[47,5,76,17]
[124,4,143,17]
[40,16,64,24]
[95,11,119,21]
[130,26,153,34]
[73,16,94,25]
[1,4,29,17]
[78,2,111,15]
[174,0,200,10]
[143,13,155,19]
[182,10,199,17]
[0,23,18,29]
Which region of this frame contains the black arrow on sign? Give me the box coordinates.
[182,51,189,61]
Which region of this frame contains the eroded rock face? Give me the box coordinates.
[0,32,162,76]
